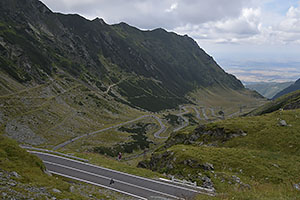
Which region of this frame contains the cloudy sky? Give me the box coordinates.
[40,0,300,83]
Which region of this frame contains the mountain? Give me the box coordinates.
[245,82,293,99]
[272,78,300,99]
[1,1,288,198]
[0,0,246,112]
[0,0,263,149]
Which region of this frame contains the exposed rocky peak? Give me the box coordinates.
[91,17,106,25]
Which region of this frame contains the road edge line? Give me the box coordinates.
[44,161,181,199]
[29,151,206,193]
[47,170,147,200]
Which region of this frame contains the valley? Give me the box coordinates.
[1,0,300,199]
[1,67,263,199]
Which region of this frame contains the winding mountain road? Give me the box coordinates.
[53,105,218,150]
[152,115,167,139]
[53,115,167,150]
[209,108,216,117]
[173,106,189,132]
[190,106,202,120]
[30,151,209,199]
[201,107,209,121]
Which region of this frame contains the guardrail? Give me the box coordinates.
[159,176,215,194]
[169,176,197,187]
[20,145,89,163]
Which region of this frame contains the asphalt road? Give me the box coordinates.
[31,151,200,199]
[174,106,189,132]
[189,106,201,120]
[53,105,220,150]
[201,108,209,121]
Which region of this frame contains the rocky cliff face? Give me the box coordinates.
[0,0,245,111]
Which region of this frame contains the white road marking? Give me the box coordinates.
[47,170,147,200]
[29,151,202,193]
[44,161,181,199]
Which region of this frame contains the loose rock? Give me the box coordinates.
[203,163,214,171]
[232,175,241,183]
[52,188,61,193]
[294,183,300,191]
[69,186,75,193]
[202,176,214,190]
[279,120,287,126]
[11,171,20,178]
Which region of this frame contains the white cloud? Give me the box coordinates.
[165,3,178,13]
[41,0,250,29]
[214,8,261,36]
[174,7,262,45]
[172,2,300,49]
[279,6,300,32]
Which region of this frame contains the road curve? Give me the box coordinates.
[152,115,167,139]
[227,111,240,118]
[31,151,203,199]
[173,106,189,132]
[53,115,167,150]
[190,106,201,120]
[209,108,216,117]
[201,107,209,121]
[184,106,203,120]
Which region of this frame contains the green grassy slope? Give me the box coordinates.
[0,134,132,199]
[140,108,300,199]
[248,89,300,116]
[0,71,143,148]
[273,78,300,99]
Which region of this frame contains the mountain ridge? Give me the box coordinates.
[245,81,293,99]
[0,0,248,111]
[272,78,300,99]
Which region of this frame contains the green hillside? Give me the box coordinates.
[0,134,135,199]
[273,78,300,99]
[139,103,300,199]
[245,82,293,99]
[248,89,300,116]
